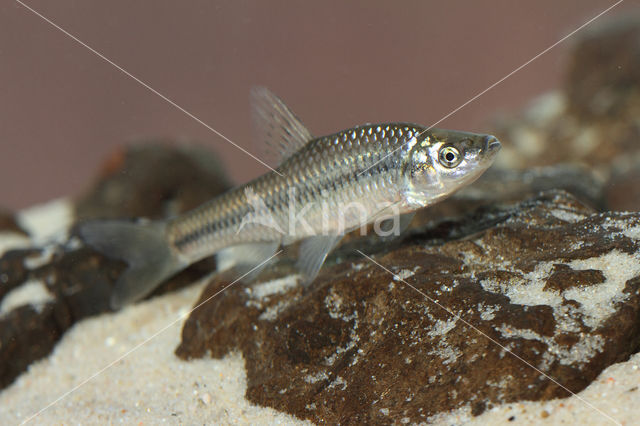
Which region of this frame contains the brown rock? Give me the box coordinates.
[0,304,63,389]
[543,264,606,292]
[177,191,640,423]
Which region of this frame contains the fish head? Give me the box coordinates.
[403,129,501,207]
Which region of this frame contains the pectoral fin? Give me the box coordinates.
[296,235,342,286]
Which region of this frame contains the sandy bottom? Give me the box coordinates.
[0,281,309,425]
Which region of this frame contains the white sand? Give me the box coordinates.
[0,281,309,425]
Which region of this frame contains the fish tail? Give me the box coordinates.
[78,220,186,309]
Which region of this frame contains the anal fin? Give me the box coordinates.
[216,242,279,281]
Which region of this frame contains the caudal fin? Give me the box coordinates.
[78,220,186,309]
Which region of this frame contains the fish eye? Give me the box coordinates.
[438,145,462,168]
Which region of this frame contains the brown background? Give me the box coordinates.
[0,0,633,209]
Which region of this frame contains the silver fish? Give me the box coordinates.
[80,87,501,308]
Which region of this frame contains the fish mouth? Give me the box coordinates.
[483,135,501,156]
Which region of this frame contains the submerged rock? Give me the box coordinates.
[176,191,640,423]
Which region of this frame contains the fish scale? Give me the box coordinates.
[167,123,418,261]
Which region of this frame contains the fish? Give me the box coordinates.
[79,87,501,309]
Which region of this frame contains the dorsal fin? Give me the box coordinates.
[250,86,312,167]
